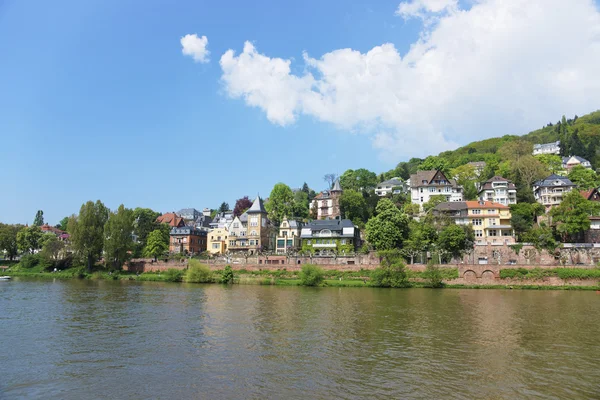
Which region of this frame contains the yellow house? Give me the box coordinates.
[208,227,229,254]
[465,201,514,245]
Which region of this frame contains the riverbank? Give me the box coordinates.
[4,265,600,290]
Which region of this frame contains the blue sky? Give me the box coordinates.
[1,0,600,225]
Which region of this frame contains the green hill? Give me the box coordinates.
[382,110,600,181]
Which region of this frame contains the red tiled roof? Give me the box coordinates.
[464,201,509,209]
[157,212,185,227]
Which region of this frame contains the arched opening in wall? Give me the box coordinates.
[481,270,495,281]
[464,270,477,281]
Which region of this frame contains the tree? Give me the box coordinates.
[339,168,378,192]
[292,190,310,219]
[219,202,230,213]
[301,182,310,194]
[16,225,44,254]
[309,200,318,219]
[144,229,169,261]
[132,208,161,248]
[41,235,65,261]
[514,156,548,189]
[535,154,563,174]
[233,196,253,217]
[402,219,437,264]
[568,165,600,190]
[418,156,450,175]
[56,217,70,231]
[509,202,545,241]
[370,252,409,288]
[339,189,368,226]
[265,183,295,226]
[323,173,338,189]
[365,199,410,250]
[0,224,22,260]
[437,224,472,262]
[522,225,557,253]
[104,204,135,270]
[550,191,599,242]
[70,200,109,272]
[423,195,447,214]
[33,210,44,227]
[498,140,533,163]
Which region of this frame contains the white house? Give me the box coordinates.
[477,176,517,205]
[562,155,592,171]
[375,177,406,196]
[409,169,463,208]
[533,174,576,211]
[532,141,560,155]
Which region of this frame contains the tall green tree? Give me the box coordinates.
[132,208,161,248]
[568,165,600,190]
[265,183,295,226]
[339,168,378,192]
[70,200,109,272]
[339,189,368,226]
[33,210,44,227]
[550,191,599,242]
[16,225,44,254]
[0,224,22,260]
[144,229,169,261]
[56,217,70,231]
[418,156,450,175]
[509,202,545,241]
[437,224,473,262]
[365,199,410,250]
[104,204,135,270]
[41,235,65,261]
[292,190,310,219]
[218,202,230,213]
[535,154,563,174]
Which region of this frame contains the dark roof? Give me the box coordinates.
[170,226,207,236]
[331,178,342,192]
[247,196,267,214]
[378,178,404,187]
[562,155,590,164]
[409,170,457,187]
[478,176,516,191]
[304,219,354,230]
[534,174,575,188]
[434,202,467,212]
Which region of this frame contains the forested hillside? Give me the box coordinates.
[381,110,600,181]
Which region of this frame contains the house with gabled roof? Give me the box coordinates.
[375,177,406,197]
[227,196,274,254]
[533,174,576,211]
[477,176,517,205]
[562,155,592,171]
[300,219,360,255]
[580,188,600,202]
[409,169,463,209]
[310,178,343,220]
[157,212,185,228]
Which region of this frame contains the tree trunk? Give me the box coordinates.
[87,255,94,273]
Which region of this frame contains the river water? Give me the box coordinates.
[1,279,599,399]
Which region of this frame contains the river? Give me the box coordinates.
[1,279,599,399]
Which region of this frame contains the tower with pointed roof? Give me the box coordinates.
[227,196,274,254]
[310,178,343,220]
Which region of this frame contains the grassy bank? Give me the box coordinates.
[4,264,599,290]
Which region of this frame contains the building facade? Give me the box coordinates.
[532,141,560,155]
[228,196,274,254]
[434,201,515,245]
[300,219,360,255]
[562,156,592,171]
[410,169,463,208]
[275,217,302,254]
[169,226,207,255]
[311,179,343,220]
[533,174,576,211]
[208,227,229,254]
[375,177,406,196]
[477,176,517,205]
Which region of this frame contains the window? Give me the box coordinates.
[250,230,257,236]
[488,230,497,236]
[283,231,287,236]
[286,239,293,247]
[420,197,423,202]
[341,239,346,244]
[472,209,481,215]
[212,243,219,249]
[250,217,258,227]
[472,218,482,226]
[429,187,436,193]
[489,219,497,226]
[420,188,423,193]
[277,239,285,248]
[475,230,483,237]
[249,240,255,245]
[487,209,495,214]
[307,240,311,245]
[229,240,235,246]
[233,223,239,228]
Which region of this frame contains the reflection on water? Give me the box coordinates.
[1,279,599,399]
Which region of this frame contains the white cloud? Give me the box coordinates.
[181,34,210,63]
[396,0,458,20]
[218,0,600,162]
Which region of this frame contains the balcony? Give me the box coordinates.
[312,243,337,248]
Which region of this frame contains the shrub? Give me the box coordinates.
[184,260,212,283]
[299,264,325,286]
[19,254,42,269]
[164,268,184,282]
[425,262,444,288]
[370,260,410,288]
[220,265,235,284]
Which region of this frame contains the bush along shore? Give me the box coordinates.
[4,254,600,290]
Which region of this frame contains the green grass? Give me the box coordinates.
[500,267,600,280]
